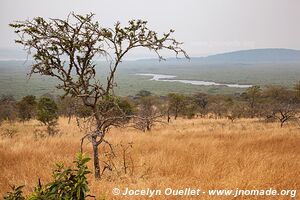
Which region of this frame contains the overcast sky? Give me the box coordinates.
[1,0,299,58]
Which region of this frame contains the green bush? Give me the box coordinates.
[17,95,37,122]
[3,185,25,200]
[36,97,58,125]
[3,153,95,200]
[36,97,59,135]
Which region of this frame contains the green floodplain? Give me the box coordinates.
[0,60,300,99]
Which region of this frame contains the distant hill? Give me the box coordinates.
[1,48,300,63]
[192,48,300,63]
[0,48,28,61]
[136,48,300,63]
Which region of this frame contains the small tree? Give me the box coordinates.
[17,95,37,122]
[167,93,187,120]
[207,95,233,118]
[36,97,59,135]
[244,85,261,117]
[10,13,188,179]
[0,95,17,124]
[192,93,209,117]
[57,96,77,123]
[262,86,298,127]
[134,95,162,131]
[226,102,247,122]
[275,104,296,127]
[135,90,152,99]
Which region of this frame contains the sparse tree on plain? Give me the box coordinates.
[57,96,77,123]
[192,93,209,117]
[17,95,37,122]
[262,86,298,127]
[134,95,162,132]
[10,13,188,179]
[36,97,59,135]
[245,86,261,117]
[135,90,152,99]
[0,95,17,124]
[167,93,187,120]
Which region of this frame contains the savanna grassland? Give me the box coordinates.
[0,117,299,199]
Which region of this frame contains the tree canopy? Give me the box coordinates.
[10,13,189,179]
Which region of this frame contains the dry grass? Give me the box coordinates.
[0,117,299,199]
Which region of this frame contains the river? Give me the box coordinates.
[135,73,252,88]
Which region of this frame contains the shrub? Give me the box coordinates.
[3,153,94,200]
[36,97,59,135]
[0,95,17,123]
[17,95,37,122]
[3,185,25,200]
[36,97,58,125]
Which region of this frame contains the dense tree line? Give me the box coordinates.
[1,81,300,131]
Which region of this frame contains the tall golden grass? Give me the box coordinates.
[0,117,299,199]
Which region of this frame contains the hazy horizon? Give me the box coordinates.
[1,48,300,62]
[1,0,300,59]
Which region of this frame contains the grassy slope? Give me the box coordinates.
[0,117,299,199]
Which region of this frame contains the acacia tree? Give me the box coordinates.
[262,86,298,127]
[244,85,261,117]
[192,93,209,117]
[17,95,37,122]
[0,95,17,124]
[134,95,163,132]
[10,13,188,179]
[167,93,187,120]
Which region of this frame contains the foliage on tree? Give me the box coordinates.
[17,95,37,122]
[207,95,234,118]
[96,95,134,131]
[36,97,59,135]
[261,86,298,126]
[134,95,162,131]
[167,93,187,120]
[10,12,188,179]
[37,97,58,125]
[226,101,248,122]
[244,85,261,117]
[135,90,152,99]
[75,104,93,119]
[192,93,209,117]
[0,95,17,123]
[57,96,77,123]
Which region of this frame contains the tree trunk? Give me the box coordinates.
[92,136,101,179]
[82,103,103,179]
[146,124,151,131]
[68,114,72,124]
[174,107,179,120]
[167,109,171,123]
